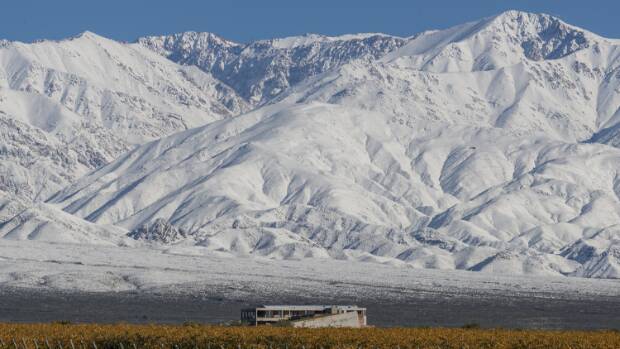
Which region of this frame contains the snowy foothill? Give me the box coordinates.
[0,239,618,299]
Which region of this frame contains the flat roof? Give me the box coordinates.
[242,305,365,311]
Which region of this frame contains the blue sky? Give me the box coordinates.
[1,0,617,43]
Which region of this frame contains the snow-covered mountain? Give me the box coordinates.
[4,11,620,279]
[0,32,248,202]
[137,32,407,105]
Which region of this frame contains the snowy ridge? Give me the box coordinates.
[0,191,126,245]
[138,31,407,105]
[0,31,248,201]
[382,10,604,71]
[4,11,620,279]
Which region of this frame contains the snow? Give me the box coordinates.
[382,10,601,70]
[45,97,620,278]
[3,10,620,284]
[0,191,126,245]
[0,31,248,201]
[0,239,618,296]
[265,33,397,49]
[137,31,406,105]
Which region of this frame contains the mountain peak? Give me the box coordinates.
[257,32,396,49]
[491,9,551,21]
[61,30,116,45]
[486,10,578,32]
[136,31,239,51]
[78,30,97,37]
[485,10,594,38]
[385,10,597,68]
[166,31,238,46]
[137,30,406,105]
[73,30,102,40]
[488,10,594,60]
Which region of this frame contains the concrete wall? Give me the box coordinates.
[292,312,363,328]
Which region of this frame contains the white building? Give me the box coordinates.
[241,305,367,327]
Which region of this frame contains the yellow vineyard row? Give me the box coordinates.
[0,323,619,349]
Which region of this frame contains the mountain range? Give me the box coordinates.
[2,10,620,279]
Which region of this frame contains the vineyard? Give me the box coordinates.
[0,324,619,349]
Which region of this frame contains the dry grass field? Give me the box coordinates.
[0,323,619,349]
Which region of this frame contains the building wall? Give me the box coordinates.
[292,312,364,328]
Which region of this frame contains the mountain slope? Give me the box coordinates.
[0,32,248,201]
[5,11,620,279]
[46,94,620,277]
[0,190,126,244]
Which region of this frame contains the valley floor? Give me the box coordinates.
[0,241,619,328]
